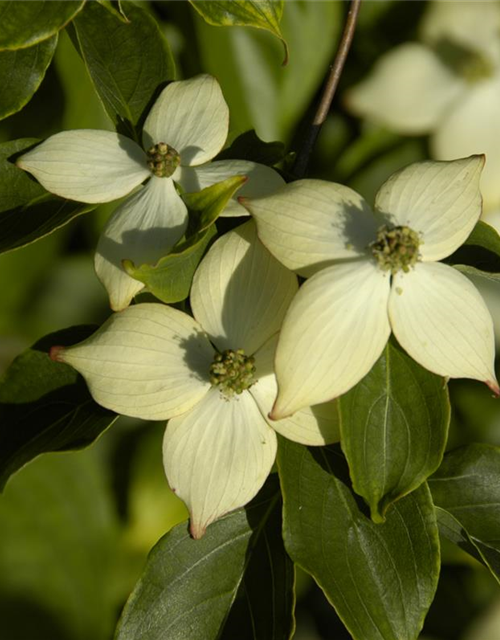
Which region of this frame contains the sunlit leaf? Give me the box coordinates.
[278,440,440,640]
[190,0,288,62]
[339,339,450,521]
[0,0,85,51]
[0,326,117,491]
[429,444,500,583]
[116,477,294,640]
[0,36,57,120]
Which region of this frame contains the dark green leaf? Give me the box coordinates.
[448,221,500,277]
[124,225,217,304]
[73,1,175,134]
[339,339,450,522]
[96,0,130,23]
[0,139,95,254]
[0,0,85,51]
[278,440,440,640]
[0,36,57,120]
[218,129,285,165]
[190,0,287,62]
[429,443,500,583]
[0,450,118,640]
[116,477,294,640]
[0,326,117,491]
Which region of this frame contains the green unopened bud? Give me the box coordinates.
[370,224,421,274]
[146,142,180,178]
[209,349,257,398]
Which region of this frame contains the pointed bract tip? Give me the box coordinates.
[486,379,500,397]
[237,195,250,209]
[49,345,66,363]
[189,520,206,540]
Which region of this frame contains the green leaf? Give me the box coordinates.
[194,1,340,142]
[0,0,85,51]
[0,36,57,120]
[72,1,175,134]
[0,449,118,640]
[124,225,217,304]
[429,444,500,583]
[278,440,440,640]
[218,129,286,165]
[96,0,130,23]
[0,326,117,491]
[190,0,288,63]
[183,173,248,231]
[448,220,500,278]
[116,477,294,640]
[124,175,246,303]
[338,339,450,522]
[0,139,95,254]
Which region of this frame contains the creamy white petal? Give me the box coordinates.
[143,75,229,167]
[421,1,500,64]
[432,76,500,212]
[249,335,340,445]
[243,179,376,278]
[191,220,298,355]
[374,156,484,261]
[177,160,285,217]
[54,303,214,420]
[163,387,277,539]
[389,262,497,389]
[16,130,149,203]
[272,261,392,419]
[95,177,188,311]
[345,43,464,134]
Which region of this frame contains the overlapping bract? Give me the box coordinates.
[243,156,498,418]
[17,74,284,310]
[53,222,340,538]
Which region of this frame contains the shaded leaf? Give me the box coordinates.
[0,449,118,640]
[116,477,294,640]
[278,440,440,640]
[339,339,450,521]
[429,443,500,583]
[0,326,117,491]
[218,129,285,165]
[73,1,175,135]
[190,0,288,63]
[0,139,95,254]
[0,36,57,120]
[96,0,130,23]
[0,0,85,51]
[448,220,500,277]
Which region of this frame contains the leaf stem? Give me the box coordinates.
[292,0,362,179]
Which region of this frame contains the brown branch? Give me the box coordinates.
[292,0,362,179]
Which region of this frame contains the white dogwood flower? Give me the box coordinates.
[17,74,284,311]
[243,156,499,419]
[345,1,500,223]
[50,222,339,538]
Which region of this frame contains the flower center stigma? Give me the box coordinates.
[370,224,421,274]
[146,142,180,178]
[209,349,257,398]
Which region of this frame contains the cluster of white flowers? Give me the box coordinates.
[19,74,498,538]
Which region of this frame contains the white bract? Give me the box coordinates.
[345,1,500,224]
[51,222,339,538]
[243,156,499,419]
[17,74,284,311]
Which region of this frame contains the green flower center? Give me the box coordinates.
[209,349,257,398]
[434,39,494,83]
[370,224,421,274]
[146,142,180,178]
